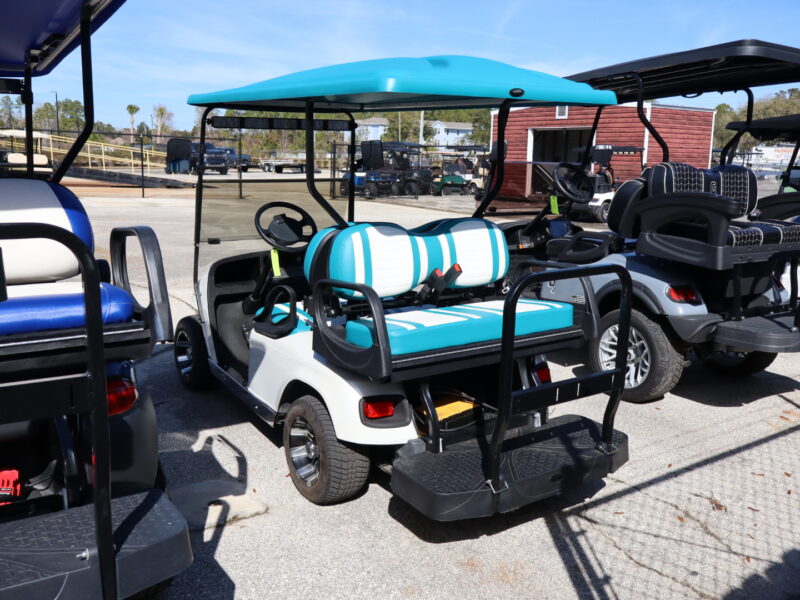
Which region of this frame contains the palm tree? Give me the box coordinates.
[153,104,168,140]
[126,104,140,142]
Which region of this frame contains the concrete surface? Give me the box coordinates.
[77,189,800,600]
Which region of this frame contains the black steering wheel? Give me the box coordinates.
[254,201,318,253]
[553,162,594,204]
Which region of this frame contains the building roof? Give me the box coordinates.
[434,121,473,129]
[188,55,617,111]
[357,117,389,126]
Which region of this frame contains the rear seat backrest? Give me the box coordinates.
[304,218,509,298]
[711,164,758,216]
[0,179,94,284]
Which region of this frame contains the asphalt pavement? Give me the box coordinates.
[79,190,800,600]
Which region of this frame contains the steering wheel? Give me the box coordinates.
[254,201,318,253]
[553,162,594,204]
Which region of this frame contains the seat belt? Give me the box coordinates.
[417,264,462,304]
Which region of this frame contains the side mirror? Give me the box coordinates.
[361,140,385,170]
[0,248,7,302]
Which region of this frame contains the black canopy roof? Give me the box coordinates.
[727,114,800,142]
[569,40,800,103]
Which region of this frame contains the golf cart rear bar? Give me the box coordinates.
[209,115,352,131]
[0,222,116,600]
[491,263,631,494]
[719,88,754,166]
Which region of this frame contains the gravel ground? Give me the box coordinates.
[77,188,800,600]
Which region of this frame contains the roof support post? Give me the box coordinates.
[629,73,669,163]
[22,57,34,176]
[52,1,94,183]
[720,88,754,166]
[192,106,213,289]
[581,106,604,170]
[304,102,348,228]
[472,100,512,218]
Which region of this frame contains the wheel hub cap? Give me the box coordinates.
[289,417,320,486]
[598,324,651,388]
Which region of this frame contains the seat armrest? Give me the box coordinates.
[636,192,742,246]
[311,279,393,380]
[110,226,173,343]
[754,192,800,220]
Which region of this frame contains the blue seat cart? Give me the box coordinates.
[0,2,191,599]
[176,55,634,520]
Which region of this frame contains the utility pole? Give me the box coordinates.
[51,90,60,134]
[418,110,424,145]
[397,112,401,140]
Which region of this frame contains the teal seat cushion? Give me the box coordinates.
[345,299,573,356]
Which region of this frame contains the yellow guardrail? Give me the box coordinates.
[0,133,168,175]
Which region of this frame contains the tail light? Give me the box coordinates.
[534,362,552,384]
[666,286,700,304]
[363,398,395,419]
[774,275,785,291]
[106,378,138,416]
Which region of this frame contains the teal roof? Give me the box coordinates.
[187,55,616,111]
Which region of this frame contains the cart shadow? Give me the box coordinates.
[722,549,800,600]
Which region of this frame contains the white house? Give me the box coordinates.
[356,117,388,141]
[429,120,473,146]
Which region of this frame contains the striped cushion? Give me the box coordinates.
[0,179,94,284]
[305,218,509,298]
[345,299,573,355]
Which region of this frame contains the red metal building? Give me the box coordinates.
[492,103,715,200]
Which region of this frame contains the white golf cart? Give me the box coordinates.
[174,56,633,521]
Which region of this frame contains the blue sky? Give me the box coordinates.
[36,0,800,131]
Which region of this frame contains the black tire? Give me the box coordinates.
[365,183,378,199]
[241,166,249,173]
[598,201,610,223]
[219,167,229,175]
[262,165,269,172]
[404,182,418,195]
[590,309,684,403]
[441,185,451,196]
[702,351,777,377]
[390,182,401,196]
[283,396,370,504]
[469,182,479,195]
[174,316,216,391]
[460,185,469,195]
[340,181,350,196]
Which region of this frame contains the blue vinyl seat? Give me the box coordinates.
[0,179,136,336]
[305,218,573,356]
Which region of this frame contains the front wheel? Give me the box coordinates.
[590,309,684,403]
[701,351,777,377]
[283,396,370,504]
[469,182,479,195]
[174,317,216,390]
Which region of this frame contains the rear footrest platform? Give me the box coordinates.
[391,414,628,521]
[714,312,800,352]
[0,488,191,600]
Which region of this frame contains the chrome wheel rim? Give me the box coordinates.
[174,330,193,378]
[601,203,610,222]
[288,417,320,486]
[599,324,651,388]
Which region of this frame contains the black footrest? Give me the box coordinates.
[391,415,628,521]
[714,312,800,352]
[0,488,192,600]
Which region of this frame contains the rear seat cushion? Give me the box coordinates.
[0,179,94,284]
[0,282,134,336]
[345,299,573,355]
[304,218,508,298]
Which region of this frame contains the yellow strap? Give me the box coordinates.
[270,249,281,275]
[549,195,560,215]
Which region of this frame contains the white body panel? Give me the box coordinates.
[247,329,416,445]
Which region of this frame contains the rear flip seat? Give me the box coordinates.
[306,218,573,358]
[0,179,136,336]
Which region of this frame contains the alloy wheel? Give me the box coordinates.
[288,417,320,486]
[598,324,651,388]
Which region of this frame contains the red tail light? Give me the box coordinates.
[535,363,552,384]
[363,399,395,419]
[106,379,138,416]
[666,286,699,304]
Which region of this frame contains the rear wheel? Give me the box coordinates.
[701,351,777,377]
[219,167,229,175]
[590,309,683,403]
[441,186,451,196]
[283,396,370,504]
[365,182,378,199]
[404,182,418,195]
[390,182,401,196]
[174,317,216,390]
[469,182,479,195]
